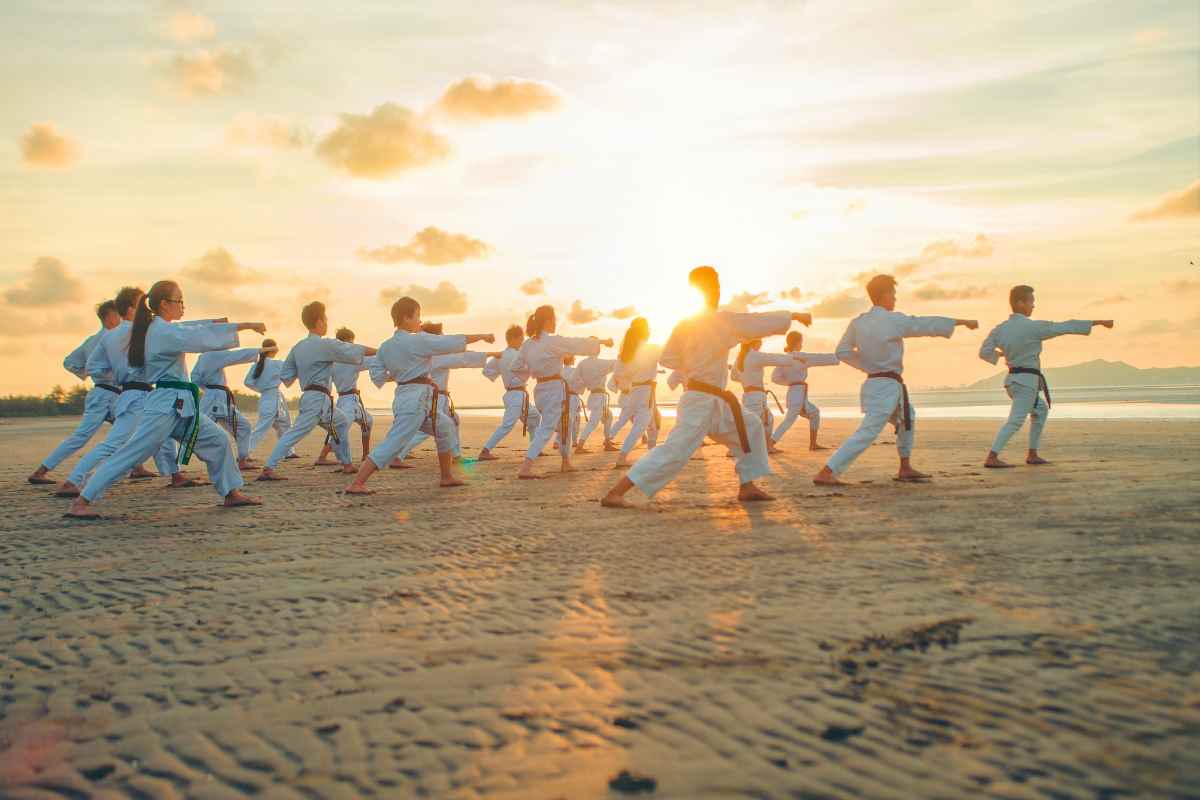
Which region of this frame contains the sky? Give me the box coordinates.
[1,0,1197,406]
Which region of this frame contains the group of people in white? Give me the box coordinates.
[25,266,1113,518]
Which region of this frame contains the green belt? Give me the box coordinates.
[157,380,201,465]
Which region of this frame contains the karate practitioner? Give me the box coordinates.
[769,331,840,451]
[571,352,619,453]
[65,280,266,518]
[602,266,811,507]
[258,302,376,480]
[314,328,376,465]
[729,339,796,454]
[609,318,663,469]
[478,325,542,461]
[243,340,298,459]
[980,285,1112,468]
[54,287,185,497]
[191,342,262,470]
[813,274,977,486]
[343,297,493,493]
[28,300,125,485]
[514,305,612,479]
[561,356,588,450]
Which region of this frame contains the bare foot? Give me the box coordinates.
[54,481,81,498]
[476,450,499,461]
[896,468,932,482]
[737,483,775,502]
[612,461,630,470]
[603,441,619,452]
[440,476,466,487]
[389,460,414,469]
[129,466,158,479]
[1026,456,1050,465]
[284,453,301,460]
[339,464,357,474]
[256,469,286,482]
[64,497,100,519]
[809,444,829,451]
[238,459,260,471]
[812,466,848,486]
[601,492,632,508]
[344,486,375,495]
[313,459,336,466]
[984,453,1016,468]
[28,467,54,485]
[767,446,782,455]
[574,446,592,454]
[560,463,577,473]
[223,491,262,507]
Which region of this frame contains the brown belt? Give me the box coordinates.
[685,379,749,452]
[505,386,531,435]
[305,383,340,445]
[536,374,570,444]
[634,379,660,430]
[868,371,911,430]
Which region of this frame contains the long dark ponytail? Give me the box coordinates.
[252,338,277,380]
[735,339,761,373]
[619,317,649,363]
[526,305,554,338]
[129,280,177,368]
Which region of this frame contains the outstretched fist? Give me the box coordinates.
[1098,320,1114,329]
[482,333,496,344]
[963,319,979,330]
[792,312,813,327]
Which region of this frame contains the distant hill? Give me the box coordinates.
[966,359,1200,391]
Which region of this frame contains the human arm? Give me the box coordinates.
[1037,319,1098,339]
[835,320,864,373]
[978,326,1001,365]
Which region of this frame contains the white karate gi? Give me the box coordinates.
[825,306,957,475]
[243,359,295,456]
[769,352,840,441]
[513,334,603,460]
[481,348,542,451]
[80,319,247,503]
[980,314,1093,454]
[39,328,120,470]
[192,348,261,460]
[563,365,585,445]
[66,321,180,487]
[364,330,468,469]
[265,334,367,468]
[626,310,789,496]
[573,356,618,446]
[395,351,489,458]
[730,350,799,443]
[332,358,376,435]
[610,344,663,457]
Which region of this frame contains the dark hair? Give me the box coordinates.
[129,280,178,368]
[391,297,420,327]
[526,305,555,338]
[785,331,803,352]
[618,317,649,363]
[866,274,897,306]
[96,300,118,322]
[1009,285,1034,311]
[252,338,278,380]
[420,321,443,335]
[301,301,326,330]
[335,327,355,342]
[563,354,576,366]
[505,324,524,345]
[114,286,144,317]
[689,265,720,308]
[735,339,761,373]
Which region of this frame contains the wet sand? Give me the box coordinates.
[2,415,1198,799]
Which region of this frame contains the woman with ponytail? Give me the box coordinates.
[608,317,663,469]
[511,305,613,478]
[243,339,298,459]
[65,280,268,519]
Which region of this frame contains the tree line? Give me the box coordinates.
[0,387,298,418]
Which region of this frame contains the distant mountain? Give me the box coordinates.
[965,360,1200,391]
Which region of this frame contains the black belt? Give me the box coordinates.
[205,383,238,438]
[121,381,153,392]
[95,383,121,395]
[1009,367,1051,409]
[504,386,531,435]
[304,383,339,444]
[339,388,359,396]
[536,375,571,443]
[399,377,441,438]
[686,379,749,452]
[868,371,911,430]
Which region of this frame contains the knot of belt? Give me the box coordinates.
[205,383,238,437]
[536,374,571,444]
[1008,367,1051,409]
[868,371,911,430]
[685,379,749,452]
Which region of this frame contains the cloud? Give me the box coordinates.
[316,103,451,178]
[855,233,994,282]
[567,300,601,325]
[3,257,84,307]
[911,283,991,301]
[780,287,814,302]
[19,123,80,168]
[357,226,491,266]
[520,277,546,296]
[378,281,469,315]
[1163,279,1200,293]
[435,75,562,121]
[1086,294,1132,307]
[182,248,267,286]
[721,291,772,312]
[226,113,311,150]
[809,289,868,318]
[163,46,256,97]
[0,311,93,340]
[610,305,638,319]
[1131,180,1200,222]
[164,9,216,42]
[1131,319,1175,337]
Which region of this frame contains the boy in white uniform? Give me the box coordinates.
[314,328,376,465]
[478,325,542,460]
[769,331,840,451]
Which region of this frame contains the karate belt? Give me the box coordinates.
[634,379,661,431]
[399,377,442,438]
[204,383,238,438]
[536,374,571,444]
[156,379,201,465]
[742,384,784,428]
[685,379,750,453]
[589,387,612,430]
[338,388,368,424]
[1009,367,1051,410]
[505,385,531,435]
[867,371,912,430]
[122,381,153,393]
[95,383,122,395]
[567,386,587,423]
[303,384,340,445]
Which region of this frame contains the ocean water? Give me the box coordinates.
[370,385,1200,421]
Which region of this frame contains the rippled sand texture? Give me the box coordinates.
[2,415,1199,799]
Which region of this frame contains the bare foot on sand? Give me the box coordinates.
[27,466,54,485]
[129,466,158,479]
[601,492,632,508]
[809,444,829,451]
[344,486,375,495]
[603,440,620,452]
[313,458,336,466]
[64,497,100,519]
[476,450,499,461]
[223,491,262,508]
[1026,455,1051,465]
[440,476,466,487]
[896,467,932,482]
[812,466,848,486]
[257,469,286,482]
[54,481,81,498]
[984,452,1016,468]
[737,482,775,502]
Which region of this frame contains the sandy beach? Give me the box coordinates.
[1,414,1198,799]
